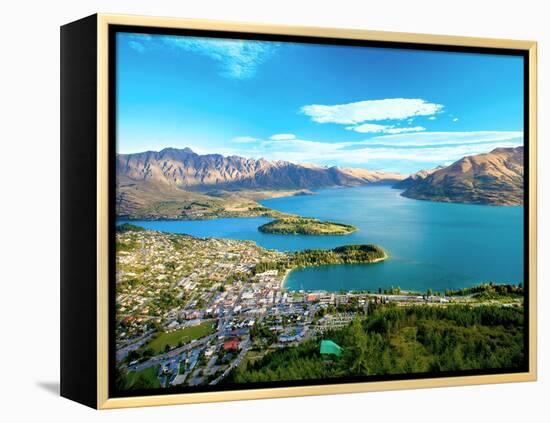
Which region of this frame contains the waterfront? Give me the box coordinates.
[120,185,524,293]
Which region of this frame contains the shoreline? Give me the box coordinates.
[280,250,388,291]
[281,268,292,290]
[370,251,389,263]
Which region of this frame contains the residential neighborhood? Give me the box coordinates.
[115,226,523,390]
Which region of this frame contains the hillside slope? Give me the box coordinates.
[401,147,524,205]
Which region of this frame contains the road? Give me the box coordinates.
[209,337,250,385]
[116,330,155,361]
[127,333,215,372]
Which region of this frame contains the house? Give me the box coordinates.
[185,311,200,320]
[307,293,320,302]
[186,319,202,327]
[166,320,179,330]
[223,338,240,351]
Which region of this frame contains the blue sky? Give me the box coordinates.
[116,32,524,174]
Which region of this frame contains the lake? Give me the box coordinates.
[120,185,524,293]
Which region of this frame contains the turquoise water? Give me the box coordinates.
[120,186,524,293]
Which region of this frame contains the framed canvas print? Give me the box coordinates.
[60,14,537,409]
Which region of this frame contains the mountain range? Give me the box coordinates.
[116,147,405,219]
[400,146,524,205]
[116,146,524,218]
[393,166,446,190]
[116,147,404,191]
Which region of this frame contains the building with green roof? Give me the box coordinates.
[320,340,343,357]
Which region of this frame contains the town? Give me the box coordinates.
[115,224,523,390]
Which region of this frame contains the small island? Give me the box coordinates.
[258,217,357,235]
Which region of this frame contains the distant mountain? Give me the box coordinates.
[116,147,404,219]
[116,147,404,191]
[400,147,524,205]
[393,165,446,190]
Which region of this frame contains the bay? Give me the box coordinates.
[119,185,524,293]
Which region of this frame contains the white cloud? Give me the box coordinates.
[333,141,521,164]
[215,131,523,171]
[345,123,388,133]
[126,34,153,42]
[453,117,459,122]
[128,40,146,53]
[366,131,522,147]
[384,126,426,134]
[269,133,296,140]
[123,33,276,79]
[428,116,436,120]
[347,124,426,134]
[125,34,155,53]
[301,98,444,124]
[232,136,259,143]
[161,36,276,79]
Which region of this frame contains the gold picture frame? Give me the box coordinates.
[61,13,537,409]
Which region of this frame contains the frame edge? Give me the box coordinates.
[95,13,538,409]
[61,13,99,409]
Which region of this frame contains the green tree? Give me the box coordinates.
[344,317,370,375]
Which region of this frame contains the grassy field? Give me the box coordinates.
[122,365,161,390]
[146,321,215,354]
